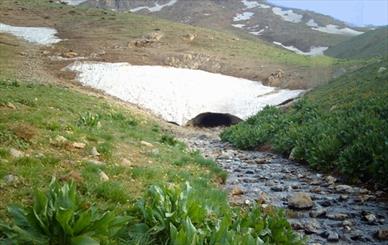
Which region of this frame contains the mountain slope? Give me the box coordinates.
[1,0,341,90]
[82,0,369,54]
[325,27,388,59]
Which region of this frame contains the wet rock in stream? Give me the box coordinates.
[181,133,388,244]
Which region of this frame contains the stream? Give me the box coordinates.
[180,130,388,244]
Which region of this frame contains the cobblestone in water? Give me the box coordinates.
[181,133,388,244]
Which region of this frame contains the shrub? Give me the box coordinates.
[0,178,129,244]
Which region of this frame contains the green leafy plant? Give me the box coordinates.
[128,182,304,245]
[0,178,129,244]
[77,112,101,128]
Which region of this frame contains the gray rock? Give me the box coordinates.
[270,185,284,192]
[90,147,100,156]
[310,209,327,218]
[363,213,377,224]
[3,174,19,184]
[327,213,348,221]
[288,192,313,209]
[9,148,24,158]
[335,185,354,193]
[376,228,388,240]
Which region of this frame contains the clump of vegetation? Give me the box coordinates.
[77,112,101,128]
[129,182,303,244]
[0,180,304,244]
[0,178,129,244]
[222,60,388,186]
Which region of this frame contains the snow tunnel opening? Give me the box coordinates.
[187,112,243,128]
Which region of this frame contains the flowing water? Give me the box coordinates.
[180,130,388,244]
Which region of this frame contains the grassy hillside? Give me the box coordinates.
[0,80,303,243]
[221,59,388,186]
[325,27,388,59]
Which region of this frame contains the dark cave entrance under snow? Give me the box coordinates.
[187,112,243,127]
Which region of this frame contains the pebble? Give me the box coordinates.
[335,185,354,193]
[376,228,388,240]
[327,213,349,221]
[327,231,339,242]
[99,171,109,181]
[140,141,153,147]
[3,174,19,184]
[90,147,100,156]
[72,142,86,149]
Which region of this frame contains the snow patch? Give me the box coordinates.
[61,0,87,5]
[272,7,303,23]
[242,0,270,9]
[232,24,246,29]
[233,12,255,21]
[306,19,318,27]
[0,23,61,45]
[130,0,178,12]
[250,29,265,35]
[312,24,363,36]
[273,42,328,56]
[67,62,303,125]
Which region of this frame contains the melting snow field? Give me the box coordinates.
[61,0,87,5]
[272,7,303,23]
[273,42,328,56]
[233,12,255,21]
[130,0,178,13]
[0,23,61,45]
[242,0,270,9]
[312,24,364,36]
[67,62,303,125]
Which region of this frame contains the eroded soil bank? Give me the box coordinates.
[177,128,388,244]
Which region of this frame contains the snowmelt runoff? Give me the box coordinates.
[67,62,304,126]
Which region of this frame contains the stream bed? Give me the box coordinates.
[181,132,388,244]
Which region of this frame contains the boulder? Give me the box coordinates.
[288,192,313,209]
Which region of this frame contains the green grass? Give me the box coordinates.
[325,27,388,59]
[221,59,388,186]
[0,80,304,243]
[0,79,227,216]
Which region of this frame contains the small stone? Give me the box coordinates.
[310,180,321,185]
[231,187,244,196]
[310,209,326,218]
[6,102,16,109]
[87,159,105,165]
[339,194,349,201]
[327,231,339,242]
[63,51,78,58]
[99,171,109,181]
[343,220,352,227]
[55,135,68,144]
[376,229,388,240]
[350,230,363,240]
[291,221,303,230]
[3,174,19,184]
[304,221,322,235]
[335,185,353,193]
[72,142,86,149]
[319,200,332,207]
[363,213,377,224]
[140,141,153,147]
[326,176,337,184]
[271,185,284,192]
[288,192,313,209]
[90,147,100,156]
[9,148,24,158]
[327,213,348,221]
[121,158,132,167]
